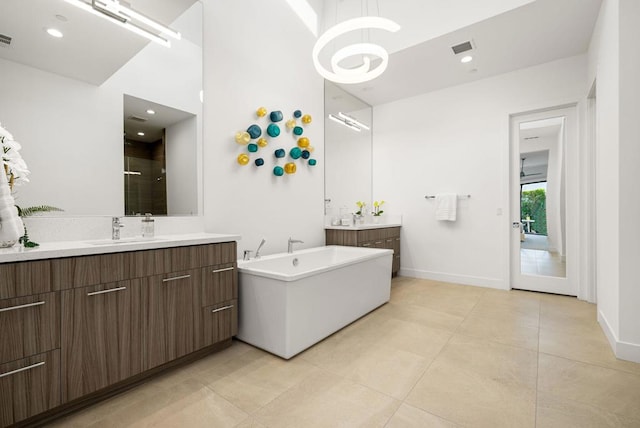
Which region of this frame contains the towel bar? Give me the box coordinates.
[425,194,471,199]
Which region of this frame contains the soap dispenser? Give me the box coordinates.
[141,213,155,238]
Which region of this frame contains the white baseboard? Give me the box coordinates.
[399,268,507,290]
[598,310,640,364]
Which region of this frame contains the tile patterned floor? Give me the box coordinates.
[47,277,640,428]
[520,249,566,277]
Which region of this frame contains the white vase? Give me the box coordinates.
[372,216,380,224]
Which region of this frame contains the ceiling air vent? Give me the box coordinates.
[0,34,12,48]
[127,115,147,123]
[451,41,473,55]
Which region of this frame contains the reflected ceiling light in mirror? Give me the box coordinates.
[312,17,400,84]
[137,131,145,136]
[124,171,142,175]
[328,114,361,132]
[46,28,64,38]
[63,0,181,48]
[146,109,155,115]
[337,112,370,130]
[460,55,473,63]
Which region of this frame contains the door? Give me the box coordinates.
[510,106,577,295]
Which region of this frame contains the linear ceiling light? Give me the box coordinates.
[64,0,181,47]
[328,114,361,132]
[312,16,400,84]
[337,112,370,130]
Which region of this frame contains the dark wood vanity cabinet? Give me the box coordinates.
[325,226,401,276]
[0,241,237,427]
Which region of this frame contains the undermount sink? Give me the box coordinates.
[86,237,165,246]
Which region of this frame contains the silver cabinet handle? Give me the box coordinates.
[0,361,45,378]
[0,301,45,313]
[375,241,383,244]
[362,243,371,247]
[212,267,234,274]
[211,304,234,314]
[87,286,127,296]
[162,274,191,283]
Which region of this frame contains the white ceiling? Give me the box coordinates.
[124,94,195,143]
[0,0,197,85]
[329,0,602,105]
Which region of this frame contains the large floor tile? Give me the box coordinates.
[374,301,465,332]
[539,328,640,376]
[536,392,640,428]
[538,354,640,420]
[457,309,539,350]
[253,370,400,428]
[344,344,430,399]
[207,353,320,413]
[386,403,459,427]
[406,335,537,428]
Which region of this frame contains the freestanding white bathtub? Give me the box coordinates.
[236,245,393,359]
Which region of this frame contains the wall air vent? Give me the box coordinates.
[451,41,473,55]
[127,115,147,123]
[0,34,12,48]
[524,136,539,140]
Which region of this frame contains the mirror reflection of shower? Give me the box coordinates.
[519,117,566,278]
[123,94,197,216]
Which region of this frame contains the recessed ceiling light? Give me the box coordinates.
[461,55,473,63]
[146,109,155,115]
[46,28,63,38]
[137,131,145,136]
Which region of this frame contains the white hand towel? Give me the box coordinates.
[435,193,457,221]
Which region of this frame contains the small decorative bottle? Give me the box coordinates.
[141,213,155,238]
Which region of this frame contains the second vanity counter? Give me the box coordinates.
[0,232,240,263]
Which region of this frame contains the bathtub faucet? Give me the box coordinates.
[255,238,266,259]
[287,237,304,253]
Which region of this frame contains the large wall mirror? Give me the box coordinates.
[0,0,202,216]
[324,81,373,218]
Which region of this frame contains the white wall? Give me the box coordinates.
[617,0,640,355]
[589,0,621,348]
[202,0,325,257]
[372,55,586,289]
[166,116,198,215]
[587,0,640,363]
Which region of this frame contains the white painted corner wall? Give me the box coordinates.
[201,0,325,258]
[372,55,587,290]
[588,0,640,363]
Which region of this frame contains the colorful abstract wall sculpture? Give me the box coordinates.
[234,106,318,177]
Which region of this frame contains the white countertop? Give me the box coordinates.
[325,223,402,231]
[0,232,241,263]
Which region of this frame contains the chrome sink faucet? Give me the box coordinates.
[288,237,303,253]
[112,216,124,240]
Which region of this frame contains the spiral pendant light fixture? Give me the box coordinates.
[312,1,400,85]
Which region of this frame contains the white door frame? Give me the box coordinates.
[509,105,578,295]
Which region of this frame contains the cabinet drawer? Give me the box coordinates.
[0,292,59,364]
[0,260,51,299]
[0,349,61,427]
[199,242,237,267]
[201,264,237,307]
[201,300,237,348]
[52,255,101,289]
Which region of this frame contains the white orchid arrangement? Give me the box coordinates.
[1,123,30,188]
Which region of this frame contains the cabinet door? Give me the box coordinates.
[61,280,141,402]
[0,350,60,427]
[143,270,199,370]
